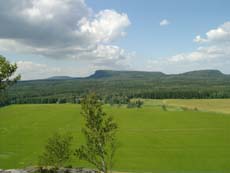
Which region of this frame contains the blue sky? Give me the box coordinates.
[87,0,230,67]
[0,0,230,79]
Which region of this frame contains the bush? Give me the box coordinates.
[162,105,167,111]
[127,100,143,108]
[39,132,73,168]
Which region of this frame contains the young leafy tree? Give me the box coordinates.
[39,132,73,168]
[75,93,118,173]
[0,55,21,91]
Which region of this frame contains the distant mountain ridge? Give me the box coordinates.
[47,69,226,81]
[87,70,165,79]
[177,70,224,78]
[47,76,74,80]
[87,69,228,80]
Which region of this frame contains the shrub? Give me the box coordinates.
[39,132,73,168]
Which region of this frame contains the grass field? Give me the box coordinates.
[137,99,230,114]
[165,99,230,114]
[1,103,230,173]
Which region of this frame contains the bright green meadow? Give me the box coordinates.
[1,102,230,173]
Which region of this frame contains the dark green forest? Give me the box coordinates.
[2,69,230,106]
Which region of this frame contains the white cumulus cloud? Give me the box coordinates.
[160,19,170,26]
[0,0,132,73]
[16,60,99,80]
[17,61,61,80]
[78,9,130,43]
[194,22,230,43]
[147,21,230,74]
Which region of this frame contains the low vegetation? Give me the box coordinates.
[39,132,73,168]
[127,100,143,108]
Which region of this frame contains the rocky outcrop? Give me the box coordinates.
[0,168,98,173]
[0,169,27,173]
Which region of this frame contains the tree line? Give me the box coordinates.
[3,88,230,107]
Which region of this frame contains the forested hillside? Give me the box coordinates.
[4,69,230,105]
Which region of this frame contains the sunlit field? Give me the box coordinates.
[1,103,230,172]
[139,99,230,114]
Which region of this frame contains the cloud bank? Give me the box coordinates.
[0,0,131,75]
[148,21,230,73]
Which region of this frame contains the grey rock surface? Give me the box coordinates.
[0,168,97,173]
